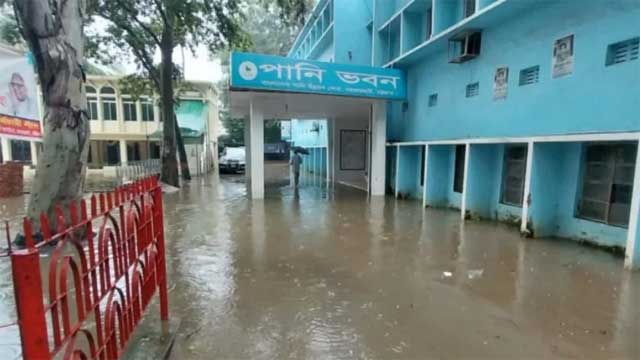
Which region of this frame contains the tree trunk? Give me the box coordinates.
[15,0,90,233]
[175,116,191,180]
[159,26,179,187]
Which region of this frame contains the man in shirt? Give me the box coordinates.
[290,150,303,187]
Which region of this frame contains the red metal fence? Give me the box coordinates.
[6,176,168,359]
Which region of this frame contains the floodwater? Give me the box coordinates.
[1,168,639,359]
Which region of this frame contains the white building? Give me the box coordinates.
[85,76,219,176]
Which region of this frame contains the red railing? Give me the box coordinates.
[7,176,168,359]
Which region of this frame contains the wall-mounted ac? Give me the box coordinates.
[448,30,482,64]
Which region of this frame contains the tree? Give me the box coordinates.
[89,0,250,186]
[217,0,311,146]
[13,0,91,233]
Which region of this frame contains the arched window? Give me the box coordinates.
[86,86,98,120]
[100,86,117,121]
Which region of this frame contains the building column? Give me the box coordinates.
[248,99,264,199]
[394,145,400,198]
[30,141,38,166]
[370,101,387,196]
[624,140,640,270]
[244,117,252,183]
[460,143,470,220]
[520,141,534,234]
[1,137,11,163]
[119,139,128,165]
[422,144,430,208]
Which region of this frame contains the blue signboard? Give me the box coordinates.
[230,52,407,100]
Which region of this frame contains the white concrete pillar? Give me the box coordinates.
[520,141,535,234]
[249,100,264,199]
[460,143,470,220]
[394,145,400,199]
[624,140,640,270]
[119,139,128,165]
[30,141,38,165]
[422,144,430,208]
[1,137,11,163]
[244,117,252,183]
[370,101,387,196]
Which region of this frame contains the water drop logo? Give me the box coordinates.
[239,61,258,81]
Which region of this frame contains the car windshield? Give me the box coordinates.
[224,147,245,160]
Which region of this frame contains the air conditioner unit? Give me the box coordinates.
[448,30,482,63]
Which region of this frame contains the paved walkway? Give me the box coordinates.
[150,174,640,359]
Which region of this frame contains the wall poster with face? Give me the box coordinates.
[493,66,509,100]
[552,34,574,78]
[0,52,41,139]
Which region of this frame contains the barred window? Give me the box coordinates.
[500,145,528,207]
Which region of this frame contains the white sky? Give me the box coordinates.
[120,45,224,84]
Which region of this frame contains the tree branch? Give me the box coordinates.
[108,0,163,47]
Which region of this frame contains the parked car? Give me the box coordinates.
[219,146,246,174]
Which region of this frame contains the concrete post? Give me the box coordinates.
[1,137,11,163]
[520,141,534,234]
[460,143,470,220]
[394,145,400,199]
[244,117,252,183]
[370,101,387,196]
[422,144,429,208]
[624,140,640,270]
[249,100,264,199]
[30,141,38,165]
[119,139,128,165]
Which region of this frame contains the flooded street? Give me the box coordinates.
[160,172,638,359]
[0,171,639,359]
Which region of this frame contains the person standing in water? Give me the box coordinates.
[290,150,303,187]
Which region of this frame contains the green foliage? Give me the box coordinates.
[0,4,22,46]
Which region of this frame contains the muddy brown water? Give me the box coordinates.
[1,169,639,359]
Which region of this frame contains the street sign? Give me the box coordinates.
[230,52,407,100]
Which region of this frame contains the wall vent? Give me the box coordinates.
[428,94,438,107]
[466,82,479,98]
[606,37,639,66]
[519,66,540,86]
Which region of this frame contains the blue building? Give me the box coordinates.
[284,0,640,269]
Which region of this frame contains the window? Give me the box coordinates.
[500,145,528,207]
[86,86,99,120]
[10,140,31,162]
[428,93,438,107]
[141,99,155,122]
[463,0,476,18]
[519,66,540,86]
[577,143,637,227]
[100,86,117,121]
[466,82,479,98]
[122,101,137,121]
[453,145,465,193]
[606,37,639,66]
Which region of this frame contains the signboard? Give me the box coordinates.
[0,114,41,138]
[552,35,574,78]
[230,52,407,100]
[0,52,41,139]
[493,66,508,100]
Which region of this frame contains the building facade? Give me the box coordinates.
[286,0,640,268]
[83,76,219,176]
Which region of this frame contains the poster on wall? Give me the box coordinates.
[340,130,366,171]
[0,52,41,138]
[552,34,574,78]
[493,66,509,100]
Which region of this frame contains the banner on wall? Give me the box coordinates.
[0,52,41,139]
[552,34,574,78]
[493,66,509,100]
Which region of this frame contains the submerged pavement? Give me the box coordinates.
[0,171,638,359]
[160,173,639,359]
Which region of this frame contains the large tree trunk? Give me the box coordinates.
[15,0,90,233]
[175,117,191,180]
[159,26,179,187]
